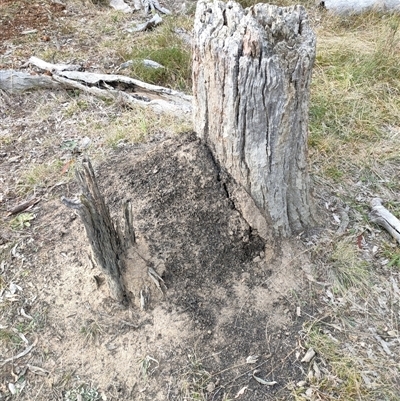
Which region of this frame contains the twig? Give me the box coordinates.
[7,197,40,216]
[0,337,38,366]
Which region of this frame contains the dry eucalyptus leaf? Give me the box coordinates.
[8,383,17,395]
[20,308,33,320]
[246,355,259,364]
[301,348,316,363]
[313,361,321,379]
[9,283,22,294]
[27,364,49,376]
[252,373,277,386]
[234,386,248,398]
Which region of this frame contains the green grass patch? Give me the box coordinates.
[0,328,24,348]
[122,17,192,91]
[382,244,400,269]
[300,325,366,400]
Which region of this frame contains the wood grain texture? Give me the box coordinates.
[193,0,316,236]
[62,159,131,305]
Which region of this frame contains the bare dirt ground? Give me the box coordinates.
[1,1,400,401]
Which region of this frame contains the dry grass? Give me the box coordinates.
[284,5,400,401]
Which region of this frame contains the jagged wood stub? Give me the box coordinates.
[62,159,132,306]
[193,1,316,236]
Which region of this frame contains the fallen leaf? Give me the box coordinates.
[301,348,316,363]
[8,383,17,395]
[9,283,22,294]
[357,234,364,249]
[246,355,259,364]
[61,160,74,175]
[252,372,277,386]
[235,386,248,398]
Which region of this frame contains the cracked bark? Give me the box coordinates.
[193,0,316,237]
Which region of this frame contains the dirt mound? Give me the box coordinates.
[1,132,311,400]
[73,132,309,399]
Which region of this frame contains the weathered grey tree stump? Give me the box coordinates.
[193,1,316,236]
[62,159,132,306]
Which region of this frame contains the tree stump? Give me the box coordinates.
[61,159,131,305]
[193,1,316,236]
[62,159,166,307]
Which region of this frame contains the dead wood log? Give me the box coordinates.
[0,70,61,93]
[61,159,133,305]
[369,198,400,244]
[193,1,316,237]
[26,56,83,72]
[28,57,192,115]
[1,57,192,115]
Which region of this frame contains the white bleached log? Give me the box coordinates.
[7,57,193,115]
[369,198,400,244]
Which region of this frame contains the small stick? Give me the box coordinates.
[7,198,40,216]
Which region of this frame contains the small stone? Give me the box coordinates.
[206,382,215,392]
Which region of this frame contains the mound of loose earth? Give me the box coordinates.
[2,132,313,400]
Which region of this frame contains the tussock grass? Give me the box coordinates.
[85,105,192,148]
[80,318,104,344]
[328,241,370,294]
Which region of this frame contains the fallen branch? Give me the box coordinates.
[29,57,192,115]
[141,0,171,15]
[25,56,82,73]
[128,13,163,32]
[369,198,400,244]
[0,70,61,93]
[7,197,40,216]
